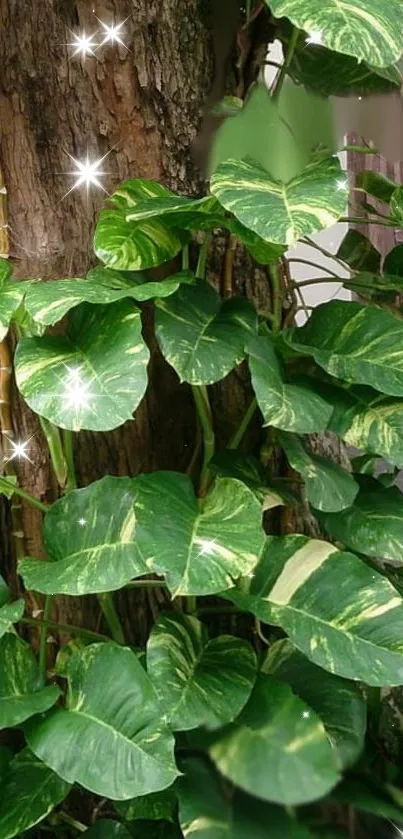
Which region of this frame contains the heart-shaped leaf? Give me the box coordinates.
[209,674,339,805]
[262,640,366,768]
[317,476,403,562]
[0,633,60,729]
[26,643,177,800]
[147,612,257,730]
[210,156,347,247]
[278,431,358,512]
[23,268,194,327]
[0,600,24,640]
[285,300,403,397]
[133,472,264,596]
[94,209,188,272]
[225,535,403,685]
[248,333,332,433]
[268,0,403,67]
[15,301,150,431]
[155,279,257,385]
[18,477,147,595]
[0,749,71,839]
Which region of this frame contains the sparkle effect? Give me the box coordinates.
[77,518,87,527]
[306,30,323,46]
[63,367,92,410]
[62,151,110,199]
[336,179,349,191]
[97,18,129,48]
[302,710,310,719]
[67,31,98,58]
[4,438,33,464]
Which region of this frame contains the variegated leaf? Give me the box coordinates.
[133,472,265,597]
[268,0,403,67]
[23,268,193,326]
[15,301,150,431]
[25,643,177,800]
[0,633,60,729]
[248,333,332,433]
[209,674,339,805]
[0,281,28,341]
[147,612,257,730]
[278,431,358,512]
[209,450,298,508]
[289,41,401,96]
[0,477,17,501]
[94,208,188,271]
[317,476,403,562]
[225,535,403,685]
[18,477,147,595]
[262,639,366,768]
[284,301,403,397]
[114,789,176,822]
[0,749,71,839]
[155,279,257,385]
[0,600,24,640]
[210,156,347,247]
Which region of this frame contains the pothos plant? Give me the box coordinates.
[2,1,403,838]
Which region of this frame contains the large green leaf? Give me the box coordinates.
[289,41,401,96]
[268,0,403,67]
[248,333,332,433]
[285,300,403,397]
[0,749,71,839]
[0,279,28,342]
[155,280,257,385]
[23,268,193,327]
[355,170,397,203]
[132,472,264,596]
[336,230,381,273]
[83,821,132,839]
[147,612,257,730]
[115,789,176,822]
[210,156,346,247]
[0,600,24,640]
[209,450,298,509]
[262,639,366,768]
[15,300,150,431]
[18,476,147,595]
[225,535,403,685]
[0,633,59,729]
[209,673,339,805]
[324,382,403,469]
[94,209,187,272]
[26,643,177,800]
[317,476,403,562]
[278,431,358,512]
[177,758,314,839]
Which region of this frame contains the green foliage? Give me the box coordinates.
[3,3,403,835]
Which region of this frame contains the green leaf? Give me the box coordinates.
[147,612,257,731]
[15,300,150,431]
[324,382,403,469]
[317,476,403,562]
[289,42,402,96]
[356,170,397,203]
[390,187,403,225]
[0,749,70,839]
[262,639,366,768]
[332,777,403,822]
[209,451,297,509]
[0,600,24,640]
[0,576,8,608]
[0,258,12,283]
[133,472,264,597]
[115,789,176,822]
[155,279,257,385]
[26,643,177,800]
[210,156,347,247]
[0,477,17,500]
[336,230,381,273]
[268,0,403,67]
[384,243,403,277]
[0,748,11,782]
[23,268,194,327]
[0,633,60,729]
[285,300,403,397]
[209,673,339,805]
[248,333,332,433]
[226,218,286,264]
[0,280,28,342]
[343,271,403,298]
[94,208,187,271]
[225,534,403,685]
[18,476,146,595]
[82,821,132,839]
[177,758,314,839]
[278,431,358,512]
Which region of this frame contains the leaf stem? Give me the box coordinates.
[182,245,190,271]
[196,234,211,280]
[228,398,258,449]
[98,592,126,645]
[192,385,215,497]
[125,579,168,589]
[39,417,67,489]
[0,476,48,513]
[272,26,299,100]
[300,237,350,272]
[62,430,77,493]
[294,276,345,289]
[268,262,283,332]
[20,615,114,643]
[38,595,52,685]
[287,258,341,279]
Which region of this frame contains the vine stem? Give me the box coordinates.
[268,262,283,332]
[0,476,48,513]
[39,417,67,488]
[125,579,168,589]
[272,26,299,100]
[62,429,77,492]
[287,258,341,279]
[20,615,114,643]
[228,398,258,449]
[293,276,345,289]
[196,234,211,279]
[300,237,350,272]
[38,595,52,685]
[192,385,215,497]
[97,593,126,645]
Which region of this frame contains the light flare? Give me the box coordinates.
[306,30,323,46]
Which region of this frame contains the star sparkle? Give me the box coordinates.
[4,437,34,464]
[60,150,112,201]
[66,31,98,58]
[96,17,130,49]
[306,30,323,46]
[77,518,87,527]
[336,179,349,191]
[63,366,92,409]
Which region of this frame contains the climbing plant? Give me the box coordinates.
[2,1,403,837]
